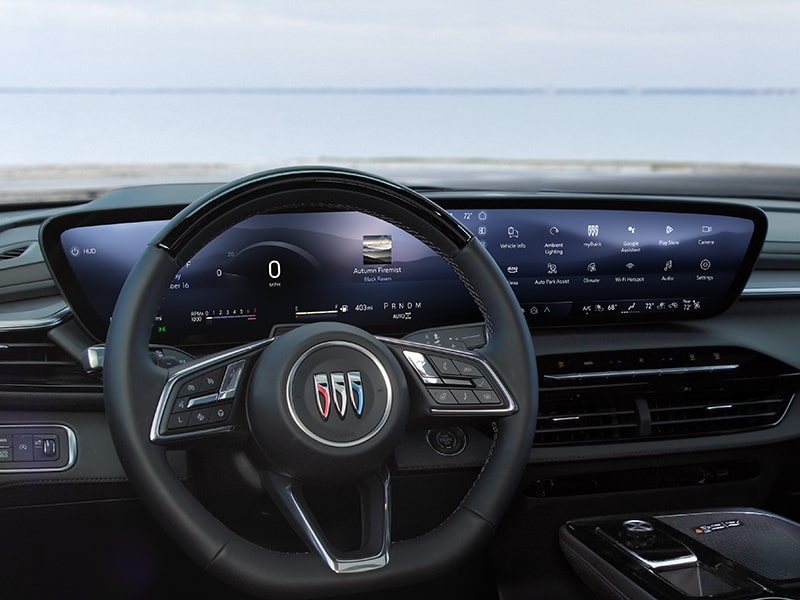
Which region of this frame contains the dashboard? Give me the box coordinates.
[41,198,765,346]
[1,171,800,599]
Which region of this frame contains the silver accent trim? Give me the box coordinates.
[330,372,348,418]
[286,341,393,448]
[271,468,391,574]
[0,306,71,332]
[218,359,246,400]
[82,344,105,372]
[741,286,800,298]
[0,424,77,473]
[544,363,739,382]
[186,393,219,409]
[386,337,517,416]
[150,338,271,443]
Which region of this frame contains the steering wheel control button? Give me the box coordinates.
[475,390,501,405]
[453,361,480,377]
[173,397,190,412]
[472,377,491,389]
[198,368,224,393]
[430,389,458,405]
[177,377,202,397]
[430,356,457,376]
[218,359,246,400]
[167,413,190,430]
[209,404,232,423]
[189,409,212,427]
[452,390,479,404]
[426,427,466,456]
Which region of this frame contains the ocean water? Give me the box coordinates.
[1,90,799,167]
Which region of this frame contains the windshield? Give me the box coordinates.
[2,1,800,201]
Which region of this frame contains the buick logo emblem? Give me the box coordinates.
[314,371,364,420]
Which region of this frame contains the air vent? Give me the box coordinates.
[0,242,32,261]
[0,334,101,391]
[535,347,798,446]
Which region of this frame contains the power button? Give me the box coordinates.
[426,427,466,456]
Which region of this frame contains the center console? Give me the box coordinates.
[561,509,800,599]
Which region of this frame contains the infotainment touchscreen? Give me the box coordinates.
[48,200,765,344]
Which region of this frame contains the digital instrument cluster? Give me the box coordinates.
[43,199,766,346]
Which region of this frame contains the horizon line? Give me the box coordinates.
[0,85,799,96]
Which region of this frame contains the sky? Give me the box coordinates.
[2,0,800,89]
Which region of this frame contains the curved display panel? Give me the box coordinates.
[42,198,766,345]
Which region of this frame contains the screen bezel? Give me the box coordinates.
[40,195,768,343]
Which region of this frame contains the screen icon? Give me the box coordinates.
[587,262,597,273]
[547,263,558,275]
[549,226,560,236]
[665,225,674,234]
[363,235,392,265]
[664,260,673,271]
[700,259,712,271]
[587,224,599,237]
[507,226,519,238]
[702,225,713,233]
[627,226,636,234]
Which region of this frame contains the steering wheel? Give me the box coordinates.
[104,167,537,598]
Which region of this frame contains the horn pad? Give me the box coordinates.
[247,323,409,484]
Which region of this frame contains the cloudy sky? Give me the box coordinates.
[2,0,800,89]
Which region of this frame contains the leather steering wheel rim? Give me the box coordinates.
[104,166,538,598]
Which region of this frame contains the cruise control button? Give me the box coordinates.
[475,390,501,405]
[210,404,232,423]
[177,378,202,397]
[454,360,480,377]
[451,389,479,404]
[199,368,224,393]
[167,412,190,430]
[189,408,212,427]
[429,389,458,405]
[430,356,457,376]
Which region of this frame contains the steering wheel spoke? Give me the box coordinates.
[150,338,272,445]
[262,467,391,574]
[378,336,518,418]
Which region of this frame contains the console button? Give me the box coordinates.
[0,448,11,462]
[33,436,59,461]
[0,435,10,447]
[12,435,33,462]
